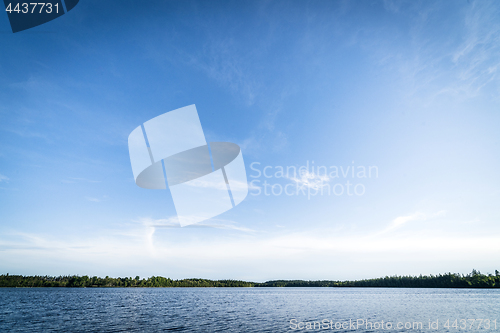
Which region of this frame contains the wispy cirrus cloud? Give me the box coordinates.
[62,177,101,184]
[451,1,500,93]
[184,178,229,190]
[367,0,500,102]
[135,217,180,228]
[0,174,9,183]
[85,195,108,203]
[378,210,448,235]
[287,170,330,190]
[135,216,255,233]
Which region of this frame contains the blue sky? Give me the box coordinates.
[1,0,499,281]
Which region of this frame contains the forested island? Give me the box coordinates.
[1,269,499,288]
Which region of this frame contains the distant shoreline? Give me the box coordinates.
[2,270,499,288]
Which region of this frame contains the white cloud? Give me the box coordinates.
[228,179,257,194]
[287,170,330,190]
[0,174,9,183]
[85,196,108,203]
[1,223,499,280]
[64,177,101,184]
[379,210,447,234]
[134,216,255,232]
[135,217,180,228]
[184,178,229,190]
[392,212,427,228]
[383,0,402,13]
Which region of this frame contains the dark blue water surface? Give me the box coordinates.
[0,288,499,332]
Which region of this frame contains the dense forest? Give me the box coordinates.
[0,275,254,288]
[1,269,499,288]
[260,269,500,288]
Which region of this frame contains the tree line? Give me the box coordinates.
[1,269,499,288]
[260,269,500,288]
[0,275,254,288]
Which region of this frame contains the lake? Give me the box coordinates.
[0,288,498,332]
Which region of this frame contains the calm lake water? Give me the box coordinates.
[0,288,498,332]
